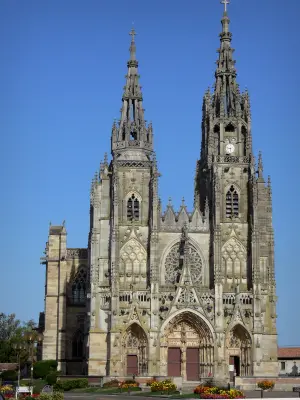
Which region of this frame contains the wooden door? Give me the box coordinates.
[186,348,199,381]
[127,355,138,376]
[168,348,181,377]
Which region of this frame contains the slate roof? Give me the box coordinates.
[278,347,300,359]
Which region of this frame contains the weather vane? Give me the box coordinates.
[221,0,230,12]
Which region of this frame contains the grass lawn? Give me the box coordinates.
[70,388,198,398]
[71,387,142,394]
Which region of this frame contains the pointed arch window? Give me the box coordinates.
[226,185,239,218]
[72,330,84,358]
[72,267,87,305]
[127,194,140,221]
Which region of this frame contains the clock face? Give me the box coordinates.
[226,143,235,154]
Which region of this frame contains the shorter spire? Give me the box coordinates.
[111,28,153,157]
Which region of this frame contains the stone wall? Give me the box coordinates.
[236,376,300,391]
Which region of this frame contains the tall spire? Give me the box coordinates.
[212,3,241,118]
[111,29,153,159]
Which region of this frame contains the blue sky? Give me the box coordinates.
[0,0,299,346]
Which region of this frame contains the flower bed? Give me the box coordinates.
[150,379,176,393]
[194,386,245,399]
[0,388,64,400]
[119,380,140,390]
[257,380,275,391]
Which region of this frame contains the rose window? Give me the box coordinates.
[165,243,202,285]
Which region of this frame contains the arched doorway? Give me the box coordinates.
[161,311,214,381]
[226,324,252,377]
[122,323,148,376]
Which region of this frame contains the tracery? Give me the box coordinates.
[165,243,202,285]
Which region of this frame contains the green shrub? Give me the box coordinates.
[1,370,17,381]
[54,379,88,391]
[39,394,53,400]
[33,361,58,379]
[46,371,59,385]
[33,380,47,394]
[52,392,64,400]
[103,379,119,388]
[39,394,64,400]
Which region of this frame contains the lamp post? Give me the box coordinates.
[24,332,43,390]
[12,343,26,389]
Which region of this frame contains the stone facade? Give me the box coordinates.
[41,10,278,382]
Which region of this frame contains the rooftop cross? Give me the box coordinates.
[129,28,136,42]
[221,0,230,12]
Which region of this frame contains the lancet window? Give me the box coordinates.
[226,185,239,218]
[72,267,87,304]
[127,194,140,221]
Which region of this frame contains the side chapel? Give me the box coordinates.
[40,5,278,383]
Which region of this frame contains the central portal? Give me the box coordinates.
[163,311,214,380]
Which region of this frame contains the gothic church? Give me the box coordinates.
[41,6,278,383]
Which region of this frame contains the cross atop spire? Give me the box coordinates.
[221,0,230,13]
[129,28,136,42]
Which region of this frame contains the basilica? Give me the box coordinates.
[40,5,278,384]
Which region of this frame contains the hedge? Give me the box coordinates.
[54,379,88,391]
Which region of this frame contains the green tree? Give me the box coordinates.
[0,313,36,364]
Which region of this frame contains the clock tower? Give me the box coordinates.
[195,6,278,378]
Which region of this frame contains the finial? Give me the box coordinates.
[258,151,263,178]
[104,152,108,164]
[221,0,230,13]
[168,197,172,207]
[62,220,65,227]
[181,197,185,206]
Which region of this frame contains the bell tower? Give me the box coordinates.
[195,3,278,379]
[88,29,160,376]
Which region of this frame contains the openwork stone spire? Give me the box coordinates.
[111,29,153,158]
[212,7,239,118]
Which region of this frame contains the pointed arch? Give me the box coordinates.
[226,323,252,377]
[125,191,142,221]
[225,122,236,133]
[222,237,247,286]
[161,310,215,379]
[72,266,87,304]
[122,323,148,376]
[119,238,147,284]
[225,185,239,218]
